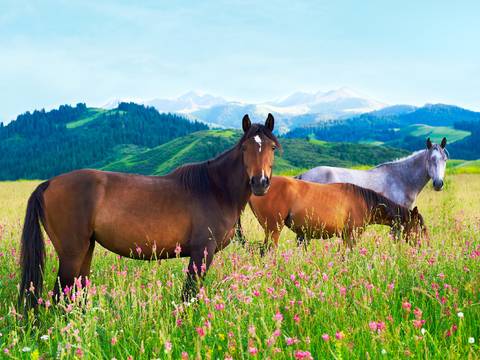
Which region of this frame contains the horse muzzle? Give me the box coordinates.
[250,175,270,196]
[432,179,444,191]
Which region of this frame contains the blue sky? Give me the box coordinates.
[1,0,479,123]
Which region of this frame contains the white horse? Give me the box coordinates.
[295,137,448,209]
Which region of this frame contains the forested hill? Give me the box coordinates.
[0,102,208,180]
[283,104,480,159]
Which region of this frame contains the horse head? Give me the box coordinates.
[405,206,428,244]
[426,137,447,191]
[238,114,282,196]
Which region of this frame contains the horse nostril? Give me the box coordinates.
[265,177,270,187]
[250,177,256,186]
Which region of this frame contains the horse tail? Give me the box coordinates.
[19,180,50,310]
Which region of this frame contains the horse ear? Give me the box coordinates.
[412,206,418,217]
[426,138,432,149]
[265,113,274,132]
[242,114,251,133]
[441,137,447,149]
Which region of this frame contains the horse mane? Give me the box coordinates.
[375,142,448,169]
[233,123,283,158]
[169,161,212,195]
[341,183,410,223]
[168,124,282,196]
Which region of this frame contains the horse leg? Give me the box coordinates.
[78,240,95,284]
[52,237,93,303]
[182,241,216,302]
[260,224,281,256]
[235,217,246,246]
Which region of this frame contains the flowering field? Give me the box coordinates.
[1,175,480,359]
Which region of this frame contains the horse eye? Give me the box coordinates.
[272,145,276,150]
[242,146,246,151]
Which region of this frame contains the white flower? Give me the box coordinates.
[421,328,426,335]
[22,347,31,352]
[457,312,464,318]
[381,349,386,354]
[469,337,475,344]
[40,335,49,340]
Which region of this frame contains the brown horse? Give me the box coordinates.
[19,114,282,309]
[249,176,427,250]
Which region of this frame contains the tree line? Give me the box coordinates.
[0,102,208,180]
[283,106,480,160]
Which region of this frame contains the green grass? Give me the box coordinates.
[98,130,412,177]
[358,140,385,146]
[394,124,470,144]
[456,159,480,168]
[1,174,480,359]
[66,108,109,129]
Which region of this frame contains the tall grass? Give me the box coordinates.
[1,176,480,359]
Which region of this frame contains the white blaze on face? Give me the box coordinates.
[261,169,265,181]
[254,135,262,152]
[433,150,446,179]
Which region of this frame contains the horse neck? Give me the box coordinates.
[207,148,251,210]
[382,150,431,197]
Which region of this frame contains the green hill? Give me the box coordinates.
[101,129,411,176]
[391,124,470,144]
[0,103,208,180]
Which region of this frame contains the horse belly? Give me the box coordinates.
[93,187,197,259]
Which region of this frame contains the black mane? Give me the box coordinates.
[169,160,212,195]
[170,124,282,196]
[341,183,410,223]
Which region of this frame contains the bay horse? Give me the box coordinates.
[236,137,445,243]
[19,114,282,309]
[248,176,427,251]
[295,137,448,209]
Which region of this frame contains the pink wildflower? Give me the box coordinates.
[195,327,205,337]
[413,308,422,319]
[402,301,412,309]
[181,352,188,359]
[248,346,258,355]
[321,334,329,342]
[413,320,423,328]
[274,311,283,322]
[294,350,313,359]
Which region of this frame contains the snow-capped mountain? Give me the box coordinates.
[144,91,227,113]
[102,87,389,133]
[102,98,124,110]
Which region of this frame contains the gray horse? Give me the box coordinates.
[295,137,448,209]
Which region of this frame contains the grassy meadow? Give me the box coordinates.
[1,174,480,359]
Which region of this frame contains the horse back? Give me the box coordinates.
[42,169,208,258]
